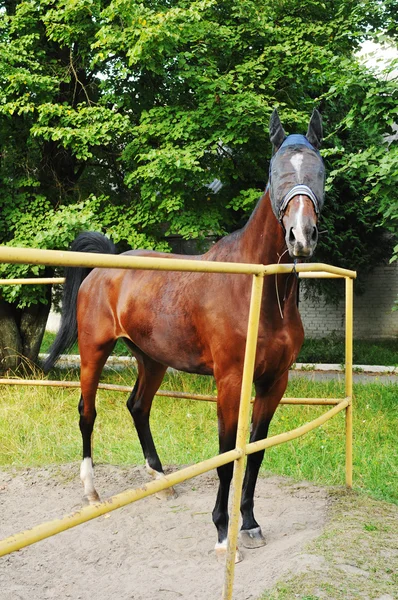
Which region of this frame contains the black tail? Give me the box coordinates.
[42,232,117,373]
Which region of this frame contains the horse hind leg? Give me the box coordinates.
[126,357,177,499]
[79,394,99,504]
[79,340,115,504]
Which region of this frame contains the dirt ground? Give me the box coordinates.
[0,464,330,600]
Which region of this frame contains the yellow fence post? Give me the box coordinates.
[345,276,354,488]
[222,273,265,600]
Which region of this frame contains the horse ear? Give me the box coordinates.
[306,109,323,149]
[269,109,286,151]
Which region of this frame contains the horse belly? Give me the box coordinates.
[125,324,214,376]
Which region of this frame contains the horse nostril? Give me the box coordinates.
[311,227,318,242]
[289,227,296,243]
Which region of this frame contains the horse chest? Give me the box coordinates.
[255,317,304,381]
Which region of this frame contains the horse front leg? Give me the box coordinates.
[212,375,241,560]
[239,372,288,548]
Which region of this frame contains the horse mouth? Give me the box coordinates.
[293,248,313,259]
[287,243,315,259]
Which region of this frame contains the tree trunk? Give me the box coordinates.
[0,299,23,372]
[0,288,51,375]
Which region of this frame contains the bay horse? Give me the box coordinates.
[44,109,325,557]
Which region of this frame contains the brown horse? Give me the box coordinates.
[44,109,325,557]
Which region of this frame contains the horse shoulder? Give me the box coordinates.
[254,316,304,381]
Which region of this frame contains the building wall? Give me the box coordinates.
[300,262,398,339]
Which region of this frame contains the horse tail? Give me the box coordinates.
[42,232,117,373]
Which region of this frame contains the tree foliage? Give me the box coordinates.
[0,0,397,367]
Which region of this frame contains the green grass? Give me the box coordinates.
[296,335,398,366]
[0,368,396,505]
[265,378,397,504]
[40,332,398,365]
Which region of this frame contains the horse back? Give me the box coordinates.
[77,246,303,382]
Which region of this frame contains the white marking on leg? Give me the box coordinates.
[215,539,243,563]
[215,539,228,552]
[145,459,165,480]
[80,457,98,501]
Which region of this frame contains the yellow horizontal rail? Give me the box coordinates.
[0,245,356,278]
[0,278,65,285]
[0,378,343,406]
[0,273,346,283]
[299,272,342,279]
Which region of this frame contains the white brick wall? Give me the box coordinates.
[300,262,398,339]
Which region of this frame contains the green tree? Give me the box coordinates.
[0,0,135,371]
[0,0,397,371]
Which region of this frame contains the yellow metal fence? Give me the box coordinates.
[0,245,356,600]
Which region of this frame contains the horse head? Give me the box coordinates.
[269,109,325,259]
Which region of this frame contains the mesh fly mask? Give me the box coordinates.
[268,134,325,224]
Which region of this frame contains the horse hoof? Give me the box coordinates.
[146,461,177,499]
[83,491,101,505]
[155,486,178,500]
[215,542,243,564]
[240,527,266,549]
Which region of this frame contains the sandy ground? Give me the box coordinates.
[0,464,329,600]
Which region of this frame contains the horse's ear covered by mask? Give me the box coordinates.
[269,108,323,151]
[306,109,323,150]
[269,109,286,152]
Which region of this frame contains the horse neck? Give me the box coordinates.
[241,189,299,321]
[204,187,299,319]
[239,188,287,265]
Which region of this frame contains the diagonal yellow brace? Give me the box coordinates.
[0,449,242,558]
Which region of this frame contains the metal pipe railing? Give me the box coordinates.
[0,245,356,600]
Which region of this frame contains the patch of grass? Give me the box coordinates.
[260,491,398,600]
[0,368,218,468]
[264,378,398,505]
[0,369,396,505]
[297,335,398,366]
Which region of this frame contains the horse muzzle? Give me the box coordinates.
[286,223,318,258]
[282,195,319,259]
